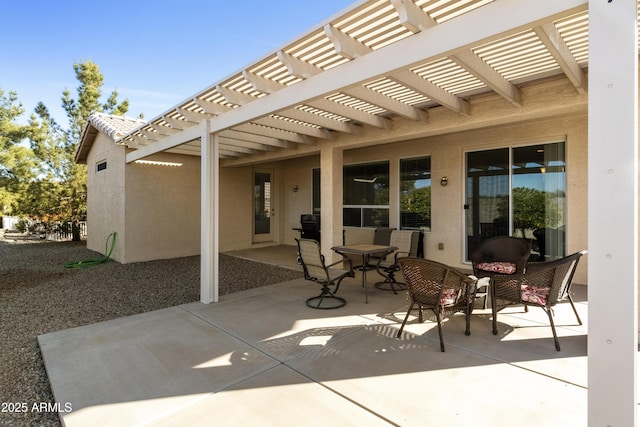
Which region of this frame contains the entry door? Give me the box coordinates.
[253,169,275,243]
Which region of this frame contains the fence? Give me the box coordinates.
[2,216,20,231]
[1,217,87,241]
[46,222,88,241]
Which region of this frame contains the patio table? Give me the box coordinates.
[331,244,397,303]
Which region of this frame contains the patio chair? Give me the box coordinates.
[396,258,478,352]
[470,236,532,309]
[374,230,420,293]
[295,238,355,309]
[491,250,587,351]
[354,226,395,272]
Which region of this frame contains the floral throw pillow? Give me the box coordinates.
[476,262,517,275]
[521,285,550,305]
[440,289,461,306]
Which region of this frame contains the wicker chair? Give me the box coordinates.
[374,230,420,293]
[470,236,532,308]
[397,258,478,352]
[295,238,355,309]
[491,250,587,351]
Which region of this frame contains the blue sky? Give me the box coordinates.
[2,0,354,127]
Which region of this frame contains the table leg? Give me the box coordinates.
[362,254,368,303]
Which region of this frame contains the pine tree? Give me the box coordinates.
[27,60,129,240]
[0,89,36,219]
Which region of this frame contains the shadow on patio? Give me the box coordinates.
[39,247,588,426]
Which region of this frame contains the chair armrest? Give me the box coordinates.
[327,257,354,273]
[464,275,479,298]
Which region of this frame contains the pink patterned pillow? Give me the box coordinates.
[521,285,549,305]
[476,262,517,275]
[440,289,461,306]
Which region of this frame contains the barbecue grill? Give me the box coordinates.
[294,214,320,242]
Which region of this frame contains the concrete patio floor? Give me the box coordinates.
[39,245,588,426]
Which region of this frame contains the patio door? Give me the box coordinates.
[253,169,275,243]
[465,143,566,261]
[465,148,510,259]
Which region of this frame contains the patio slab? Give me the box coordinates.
[39,269,589,426]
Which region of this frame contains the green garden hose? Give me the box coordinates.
[64,232,117,269]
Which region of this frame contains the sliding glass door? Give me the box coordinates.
[465,142,566,261]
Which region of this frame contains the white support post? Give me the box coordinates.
[320,146,343,260]
[588,1,638,425]
[200,121,220,303]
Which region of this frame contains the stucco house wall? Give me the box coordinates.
[415,113,588,281]
[85,133,126,261]
[82,105,588,286]
[122,153,201,263]
[218,166,253,251]
[82,122,201,264]
[281,156,320,240]
[270,112,588,283]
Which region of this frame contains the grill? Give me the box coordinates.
[296,214,320,242]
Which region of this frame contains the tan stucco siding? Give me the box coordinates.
[419,114,588,283]
[84,79,589,287]
[122,153,200,263]
[85,133,126,262]
[218,166,254,251]
[272,113,588,284]
[281,156,320,245]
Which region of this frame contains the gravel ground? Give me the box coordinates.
[0,233,302,426]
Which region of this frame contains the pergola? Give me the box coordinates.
[113,1,637,424]
[122,0,591,162]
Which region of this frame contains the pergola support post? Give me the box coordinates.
[588,1,638,425]
[320,146,344,261]
[200,122,219,303]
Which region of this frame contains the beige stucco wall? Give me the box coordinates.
[122,153,200,263]
[281,156,320,245]
[86,137,200,263]
[84,79,589,287]
[412,114,588,283]
[269,113,588,284]
[85,133,126,262]
[217,159,312,251]
[218,166,253,251]
[328,115,587,283]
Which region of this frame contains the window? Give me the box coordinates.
[400,156,431,230]
[96,160,107,172]
[465,142,566,261]
[343,161,389,227]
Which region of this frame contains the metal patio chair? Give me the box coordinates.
[491,250,587,351]
[295,238,354,309]
[396,258,477,352]
[374,230,420,293]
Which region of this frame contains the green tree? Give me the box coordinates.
[26,60,129,240]
[0,89,36,217]
[498,187,563,236]
[61,61,129,145]
[400,185,431,227]
[0,89,28,149]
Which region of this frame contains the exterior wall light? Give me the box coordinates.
[440,176,449,186]
[292,185,299,192]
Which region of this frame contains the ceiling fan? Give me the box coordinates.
[353,177,377,183]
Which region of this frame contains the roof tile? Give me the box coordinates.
[88,112,146,140]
